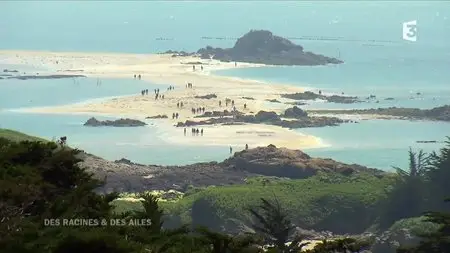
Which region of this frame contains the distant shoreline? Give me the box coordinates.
[0,50,326,150]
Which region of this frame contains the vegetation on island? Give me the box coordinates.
[1,128,450,253]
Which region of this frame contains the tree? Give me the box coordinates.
[426,138,450,211]
[396,199,450,253]
[379,148,430,229]
[248,197,309,253]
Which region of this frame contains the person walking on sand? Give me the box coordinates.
[180,102,184,108]
[172,113,175,119]
[134,74,136,79]
[231,100,234,106]
[200,129,203,136]
[196,129,199,135]
[244,103,247,109]
[235,62,237,67]
[177,102,180,108]
[162,95,164,99]
[219,101,222,107]
[193,65,195,71]
[245,144,248,150]
[138,74,141,80]
[184,128,187,136]
[201,65,203,71]
[175,112,179,119]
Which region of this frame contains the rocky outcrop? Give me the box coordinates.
[222,145,379,179]
[3,69,18,73]
[9,74,86,80]
[146,115,168,119]
[266,99,281,103]
[283,106,308,118]
[282,91,361,104]
[308,105,450,122]
[179,108,345,128]
[196,30,343,66]
[78,145,384,192]
[83,117,147,127]
[194,94,217,99]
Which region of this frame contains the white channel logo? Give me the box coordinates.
[403,20,417,42]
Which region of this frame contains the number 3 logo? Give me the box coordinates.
[403,20,417,42]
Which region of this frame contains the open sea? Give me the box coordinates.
[1,1,449,170]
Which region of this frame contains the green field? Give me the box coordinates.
[0,128,48,142]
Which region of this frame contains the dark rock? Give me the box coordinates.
[254,111,280,122]
[84,117,147,127]
[222,145,379,179]
[179,109,345,129]
[9,74,86,80]
[241,96,255,100]
[194,94,217,99]
[385,97,395,100]
[282,91,360,104]
[146,115,168,119]
[196,30,343,66]
[283,106,308,118]
[3,69,18,73]
[266,99,281,103]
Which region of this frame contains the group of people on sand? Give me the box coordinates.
[192,65,204,71]
[140,89,148,96]
[167,85,175,91]
[154,88,165,100]
[192,107,205,114]
[186,82,193,89]
[133,74,142,80]
[184,127,204,136]
[176,102,184,108]
[172,112,179,119]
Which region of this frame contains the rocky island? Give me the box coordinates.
[170,30,343,66]
[282,91,361,104]
[309,105,450,122]
[83,117,147,127]
[177,106,348,129]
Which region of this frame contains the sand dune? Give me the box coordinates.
[0,50,325,150]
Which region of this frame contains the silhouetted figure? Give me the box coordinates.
[180,102,184,107]
[175,113,179,119]
[192,108,195,114]
[202,107,205,112]
[192,128,195,135]
[154,89,157,94]
[235,62,237,67]
[184,128,187,136]
[155,94,158,100]
[318,90,322,95]
[196,129,199,135]
[341,92,344,95]
[229,146,233,154]
[201,65,203,71]
[172,113,175,119]
[138,74,141,80]
[245,144,248,150]
[244,103,247,109]
[177,102,180,108]
[162,95,164,99]
[134,74,136,79]
[145,89,148,95]
[193,65,195,71]
[219,101,222,107]
[231,100,234,106]
[200,129,203,136]
[141,90,145,96]
[58,136,67,147]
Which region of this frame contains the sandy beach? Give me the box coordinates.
[0,50,326,150]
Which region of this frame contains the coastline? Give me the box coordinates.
[0,50,326,150]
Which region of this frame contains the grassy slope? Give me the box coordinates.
[0,129,48,142]
[115,173,397,233]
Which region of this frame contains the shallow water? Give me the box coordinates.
[1,1,450,169]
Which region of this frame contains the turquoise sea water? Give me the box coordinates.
[1,1,450,169]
